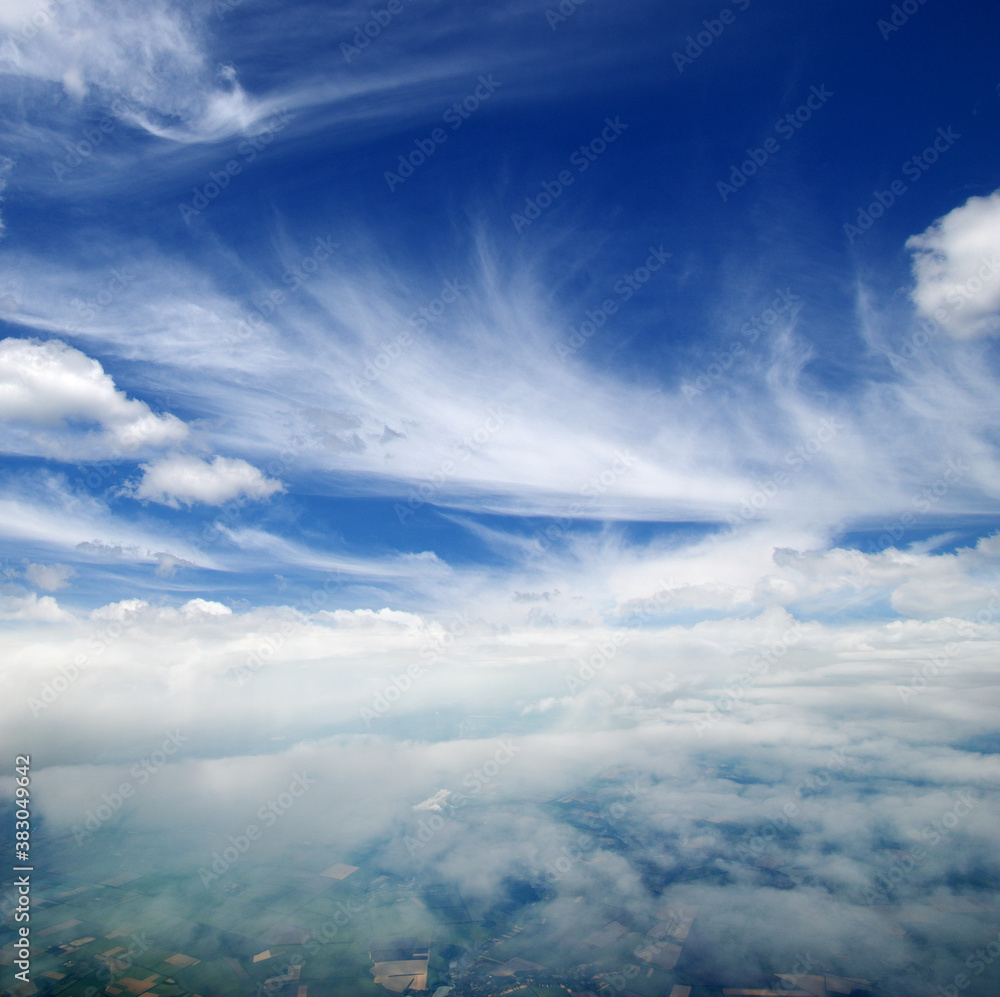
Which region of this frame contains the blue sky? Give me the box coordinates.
[3,2,1000,992]
[0,0,998,619]
[1,0,999,620]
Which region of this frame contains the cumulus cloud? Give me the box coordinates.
[25,561,75,591]
[907,189,1000,339]
[0,591,71,621]
[414,788,452,812]
[179,597,232,616]
[0,338,187,458]
[131,454,284,509]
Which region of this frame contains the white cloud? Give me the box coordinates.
[3,224,1000,536]
[414,788,451,812]
[154,551,197,577]
[0,555,996,997]
[89,597,148,621]
[0,338,187,458]
[322,607,427,631]
[179,597,232,616]
[131,454,284,509]
[0,591,71,621]
[907,189,1000,339]
[25,561,75,591]
[0,155,11,238]
[0,0,274,143]
[0,0,46,30]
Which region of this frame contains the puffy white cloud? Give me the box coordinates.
[179,597,232,616]
[414,788,451,812]
[0,338,187,458]
[0,591,71,621]
[89,597,148,621]
[321,607,427,630]
[24,561,75,591]
[907,189,1000,339]
[131,453,284,508]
